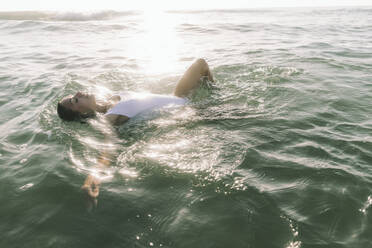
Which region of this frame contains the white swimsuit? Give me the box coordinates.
[105,92,188,118]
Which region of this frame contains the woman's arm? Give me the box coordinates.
[81,115,119,202]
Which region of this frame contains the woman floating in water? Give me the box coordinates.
[57,58,214,203]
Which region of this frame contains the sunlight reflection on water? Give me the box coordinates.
[126,11,182,75]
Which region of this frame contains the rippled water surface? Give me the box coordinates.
[1,7,372,248]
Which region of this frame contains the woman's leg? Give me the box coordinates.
[174,58,214,98]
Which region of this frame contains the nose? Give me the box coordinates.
[75,92,83,97]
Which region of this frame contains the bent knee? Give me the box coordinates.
[194,58,209,73]
[195,58,207,66]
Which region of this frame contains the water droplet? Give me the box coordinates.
[149,242,154,246]
[136,236,140,240]
[19,144,27,149]
[20,158,27,164]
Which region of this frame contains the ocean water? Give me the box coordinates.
[1,7,372,248]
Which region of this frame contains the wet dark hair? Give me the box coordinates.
[57,102,81,121]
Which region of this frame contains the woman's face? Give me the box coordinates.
[60,92,96,114]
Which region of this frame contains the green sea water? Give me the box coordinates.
[1,7,372,248]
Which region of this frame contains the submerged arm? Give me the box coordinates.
[81,149,111,199]
[81,120,118,201]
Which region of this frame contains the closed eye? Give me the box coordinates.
[69,97,78,104]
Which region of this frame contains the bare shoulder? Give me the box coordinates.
[105,114,129,126]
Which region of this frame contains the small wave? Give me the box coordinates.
[0,10,137,21]
[52,11,134,21]
[0,11,50,20]
[42,25,72,32]
[215,23,253,33]
[167,8,280,14]
[2,20,45,31]
[325,50,372,59]
[177,23,219,34]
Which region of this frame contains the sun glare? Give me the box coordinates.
[1,0,371,11]
[126,9,181,75]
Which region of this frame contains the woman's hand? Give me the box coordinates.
[81,174,100,199]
